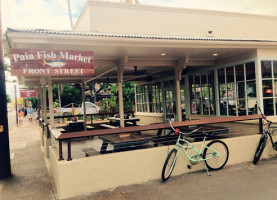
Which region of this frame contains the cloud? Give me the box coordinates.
[2,0,277,32]
[2,0,86,30]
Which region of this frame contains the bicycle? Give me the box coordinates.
[253,107,277,164]
[161,119,229,182]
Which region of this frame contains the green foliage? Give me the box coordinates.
[53,100,59,108]
[50,84,82,107]
[109,82,135,111]
[26,97,38,108]
[4,63,10,72]
[6,95,11,103]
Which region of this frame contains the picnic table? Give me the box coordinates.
[107,117,140,126]
[99,132,152,153]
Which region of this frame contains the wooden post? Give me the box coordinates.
[175,57,189,122]
[41,78,47,146]
[82,82,87,131]
[67,139,72,161]
[58,140,64,161]
[48,78,54,129]
[118,56,127,127]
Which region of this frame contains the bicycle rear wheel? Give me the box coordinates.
[203,140,229,170]
[253,134,268,164]
[161,149,177,182]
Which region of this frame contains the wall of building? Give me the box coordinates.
[257,49,277,58]
[84,0,277,40]
[48,134,275,199]
[73,4,91,31]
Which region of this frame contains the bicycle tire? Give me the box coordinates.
[253,134,268,164]
[161,149,177,182]
[203,140,229,170]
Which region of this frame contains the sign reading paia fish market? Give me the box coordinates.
[9,49,94,76]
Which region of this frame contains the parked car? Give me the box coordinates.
[56,102,100,115]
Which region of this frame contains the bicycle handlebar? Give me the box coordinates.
[168,118,202,136]
[258,107,277,125]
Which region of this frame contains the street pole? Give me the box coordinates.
[67,0,73,29]
[14,85,18,126]
[0,0,12,178]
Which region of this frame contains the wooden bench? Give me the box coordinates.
[57,128,66,133]
[125,121,134,126]
[99,124,119,129]
[86,125,95,130]
[82,148,100,157]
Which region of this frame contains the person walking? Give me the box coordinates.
[33,108,38,124]
[18,109,24,126]
[27,106,34,123]
[24,106,27,117]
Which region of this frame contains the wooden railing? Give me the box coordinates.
[39,111,135,127]
[50,114,263,161]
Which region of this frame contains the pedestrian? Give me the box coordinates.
[33,108,38,124]
[18,109,24,126]
[24,106,27,116]
[27,106,34,123]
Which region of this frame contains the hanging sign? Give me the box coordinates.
[20,90,37,98]
[9,49,94,77]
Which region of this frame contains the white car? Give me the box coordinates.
[56,102,100,115]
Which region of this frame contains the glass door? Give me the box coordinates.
[164,89,176,122]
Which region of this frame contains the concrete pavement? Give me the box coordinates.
[0,117,55,200]
[0,116,277,200]
[70,157,277,200]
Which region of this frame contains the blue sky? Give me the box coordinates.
[2,0,277,31]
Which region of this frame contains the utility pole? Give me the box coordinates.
[0,0,12,178]
[14,85,18,126]
[67,0,73,29]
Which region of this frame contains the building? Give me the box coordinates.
[3,0,277,198]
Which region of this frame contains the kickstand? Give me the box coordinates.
[204,162,211,176]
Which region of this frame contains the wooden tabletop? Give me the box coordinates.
[99,132,151,145]
[107,117,140,122]
[66,120,84,124]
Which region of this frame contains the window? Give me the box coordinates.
[149,82,163,113]
[189,71,215,115]
[136,85,148,112]
[135,82,162,113]
[261,60,277,116]
[217,61,256,116]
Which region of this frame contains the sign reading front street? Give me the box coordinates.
[10,49,94,76]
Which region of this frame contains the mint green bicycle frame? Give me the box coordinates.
[171,134,220,164]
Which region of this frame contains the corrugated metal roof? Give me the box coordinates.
[6,27,277,43]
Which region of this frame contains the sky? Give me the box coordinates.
[3,0,277,99]
[2,0,277,31]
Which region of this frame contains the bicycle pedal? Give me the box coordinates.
[187,165,192,169]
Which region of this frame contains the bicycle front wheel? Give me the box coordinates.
[161,149,177,182]
[253,134,268,164]
[203,140,229,170]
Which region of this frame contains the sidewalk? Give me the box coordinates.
[72,157,277,200]
[0,117,55,200]
[0,116,277,200]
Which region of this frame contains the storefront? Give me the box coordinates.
[4,0,277,121]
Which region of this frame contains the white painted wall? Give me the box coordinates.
[48,134,275,199]
[75,0,277,40]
